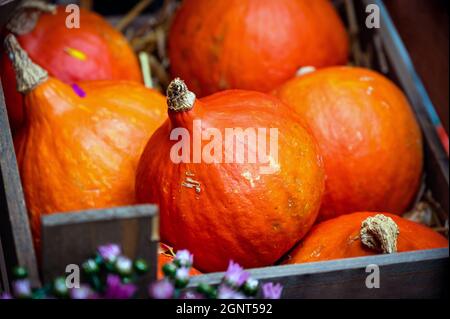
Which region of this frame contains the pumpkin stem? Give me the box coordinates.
[4,34,48,93]
[167,78,196,112]
[360,214,400,254]
[7,0,57,35]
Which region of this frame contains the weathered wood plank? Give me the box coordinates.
[41,204,159,297]
[0,79,40,287]
[190,248,449,298]
[0,235,9,293]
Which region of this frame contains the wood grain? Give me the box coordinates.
[190,249,449,298]
[385,0,449,133]
[41,204,159,297]
[0,78,40,287]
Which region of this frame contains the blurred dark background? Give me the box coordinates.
[385,0,449,134]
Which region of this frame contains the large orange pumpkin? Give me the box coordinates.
[168,0,348,97]
[275,67,423,220]
[1,2,142,133]
[136,78,325,272]
[5,35,165,249]
[284,212,448,264]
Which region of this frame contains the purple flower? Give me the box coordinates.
[224,261,250,288]
[175,267,190,281]
[12,279,31,298]
[217,285,246,299]
[174,250,193,267]
[70,284,95,299]
[179,290,205,299]
[148,279,175,299]
[0,292,13,299]
[262,282,283,299]
[98,244,121,263]
[71,83,86,98]
[103,274,137,299]
[115,255,133,275]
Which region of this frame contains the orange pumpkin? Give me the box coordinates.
[275,67,423,220]
[136,78,325,272]
[284,212,448,264]
[5,35,165,249]
[168,0,348,97]
[1,3,141,133]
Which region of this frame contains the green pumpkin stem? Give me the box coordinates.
[4,34,48,93]
[167,78,196,112]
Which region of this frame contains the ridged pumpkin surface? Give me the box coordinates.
[284,212,448,264]
[169,0,348,96]
[275,67,423,220]
[1,5,141,132]
[136,79,325,272]
[15,79,166,249]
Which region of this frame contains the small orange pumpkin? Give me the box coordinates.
[275,67,423,220]
[1,2,142,133]
[136,78,325,272]
[168,0,349,97]
[5,35,165,249]
[284,212,448,264]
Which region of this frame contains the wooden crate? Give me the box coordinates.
[195,0,450,298]
[0,0,448,298]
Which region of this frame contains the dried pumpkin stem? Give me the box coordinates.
[167,78,196,112]
[4,34,48,93]
[360,214,400,254]
[7,0,57,35]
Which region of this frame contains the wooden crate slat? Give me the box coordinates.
[190,248,449,298]
[0,235,9,292]
[41,204,158,297]
[0,79,40,288]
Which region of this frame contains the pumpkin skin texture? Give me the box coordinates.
[275,67,423,220]
[15,79,166,249]
[284,212,448,264]
[168,0,349,97]
[136,79,325,273]
[1,5,141,132]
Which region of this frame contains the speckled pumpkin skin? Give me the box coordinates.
[136,90,325,272]
[15,79,166,250]
[168,0,348,97]
[275,67,423,220]
[284,212,448,264]
[1,6,141,132]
